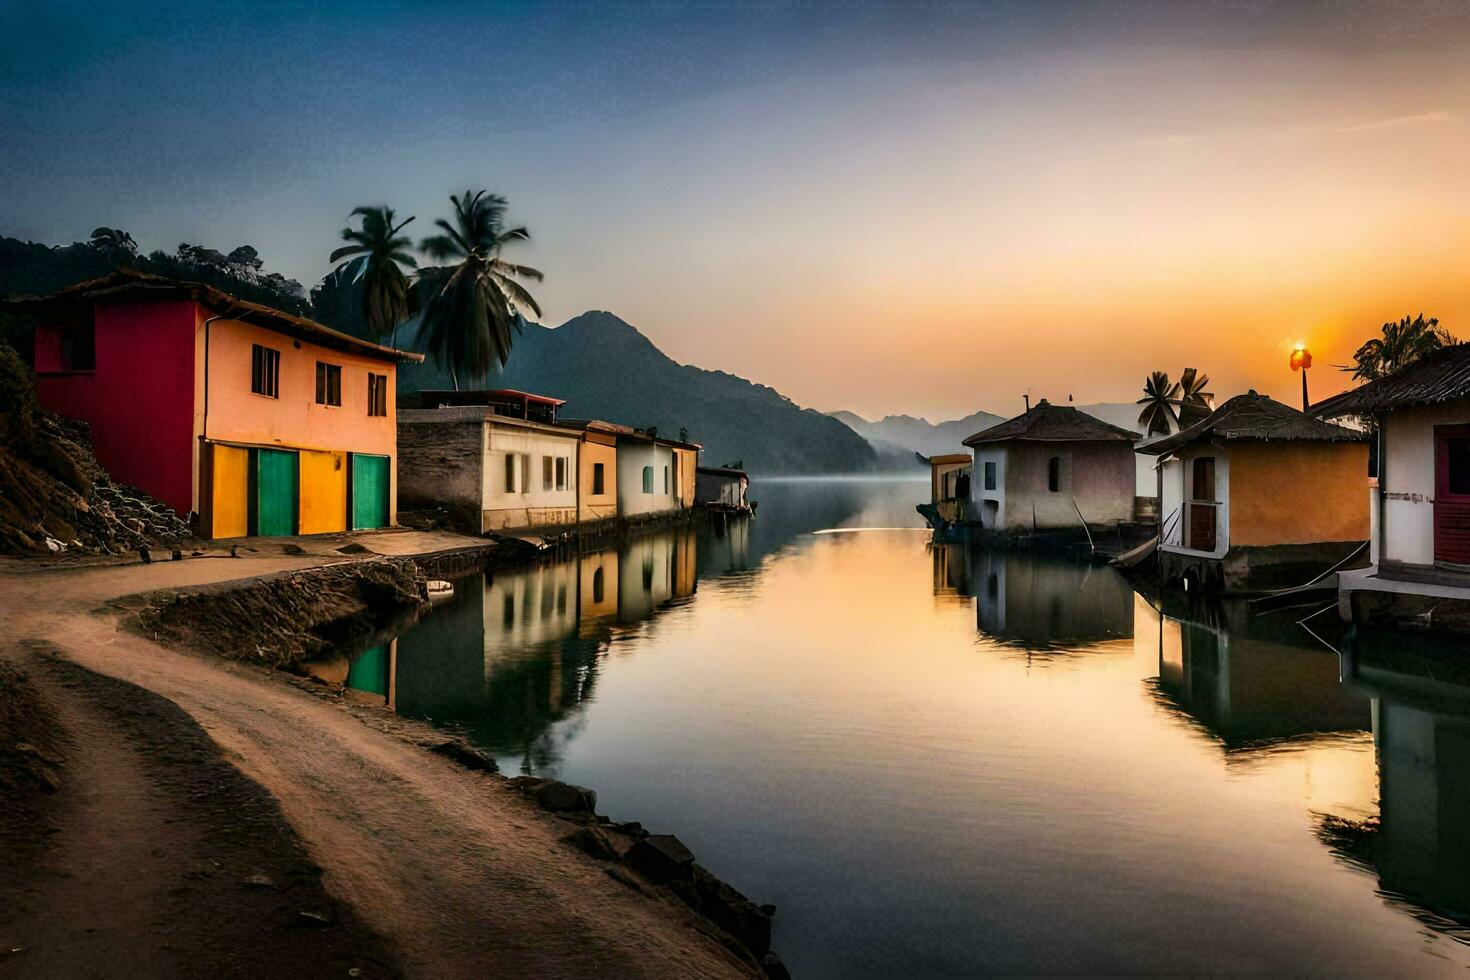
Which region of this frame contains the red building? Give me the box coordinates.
[7,270,422,537]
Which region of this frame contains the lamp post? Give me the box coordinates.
[1290,343,1312,411]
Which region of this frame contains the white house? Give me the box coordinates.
[398,389,582,532]
[616,432,699,518]
[1315,345,1470,632]
[962,400,1139,533]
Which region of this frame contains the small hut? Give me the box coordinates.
[1138,390,1368,590]
[962,400,1139,536]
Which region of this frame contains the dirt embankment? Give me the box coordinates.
[120,558,430,668]
[0,640,401,978]
[0,342,193,557]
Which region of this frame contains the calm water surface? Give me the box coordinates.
[333,478,1470,975]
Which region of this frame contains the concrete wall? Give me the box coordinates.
[969,446,1008,530]
[1227,440,1369,547]
[397,409,485,527]
[1381,403,1470,566]
[578,434,619,522]
[617,440,678,516]
[999,441,1135,530]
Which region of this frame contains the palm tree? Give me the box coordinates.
[1342,314,1454,382]
[1175,367,1214,425]
[1137,371,1180,436]
[416,189,543,388]
[328,206,417,347]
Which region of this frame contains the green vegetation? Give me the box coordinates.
[1137,367,1214,436]
[415,190,544,389]
[1341,314,1454,382]
[328,207,417,349]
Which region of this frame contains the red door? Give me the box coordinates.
[1434,425,1470,565]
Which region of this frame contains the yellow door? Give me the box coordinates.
[299,449,348,534]
[209,444,250,539]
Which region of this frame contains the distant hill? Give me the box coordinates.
[399,312,877,475]
[829,408,1006,459]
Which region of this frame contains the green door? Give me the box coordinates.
[352,454,391,529]
[254,448,298,537]
[346,644,390,697]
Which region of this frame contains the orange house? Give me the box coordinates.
[8,269,422,538]
[1139,391,1369,590]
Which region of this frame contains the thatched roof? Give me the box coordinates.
[2,268,423,363]
[963,400,1137,447]
[1312,344,1470,417]
[1137,390,1365,456]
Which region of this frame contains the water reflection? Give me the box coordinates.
[343,523,704,771]
[931,543,1134,651]
[1327,632,1470,933]
[316,478,1470,975]
[1141,598,1370,749]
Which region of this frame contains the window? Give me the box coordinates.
[367,373,388,416]
[1450,440,1470,495]
[542,455,554,491]
[1047,456,1062,493]
[983,461,997,491]
[555,456,567,491]
[592,567,605,603]
[592,462,605,496]
[315,362,342,406]
[519,453,530,493]
[642,465,654,494]
[251,344,280,398]
[60,323,96,371]
[663,465,670,494]
[504,453,516,493]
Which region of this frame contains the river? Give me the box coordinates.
[331,477,1470,976]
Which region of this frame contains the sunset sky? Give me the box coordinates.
[4,1,1470,420]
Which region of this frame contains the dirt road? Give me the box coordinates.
[0,542,755,978]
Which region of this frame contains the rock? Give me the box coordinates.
[561,827,620,862]
[760,951,791,980]
[170,549,182,561]
[689,864,773,954]
[44,537,62,553]
[336,543,371,554]
[429,740,498,772]
[614,820,649,839]
[531,780,597,814]
[242,872,274,889]
[507,775,550,792]
[626,834,695,885]
[282,543,306,555]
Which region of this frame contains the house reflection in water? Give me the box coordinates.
[1137,598,1369,747]
[931,544,1134,649]
[341,525,700,772]
[1331,634,1470,928]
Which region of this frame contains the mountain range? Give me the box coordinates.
[828,401,1149,459]
[396,312,878,475]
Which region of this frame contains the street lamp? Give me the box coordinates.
[1290,342,1312,411]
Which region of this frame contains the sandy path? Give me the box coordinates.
[1,555,753,978]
